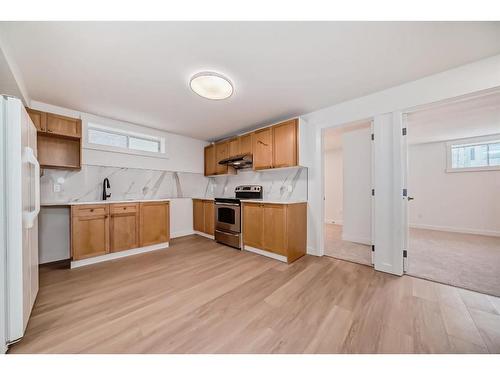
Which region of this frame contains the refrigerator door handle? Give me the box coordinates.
[22,146,40,229]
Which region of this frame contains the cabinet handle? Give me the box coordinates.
[90,209,94,212]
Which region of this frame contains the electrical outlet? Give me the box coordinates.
[53,183,61,193]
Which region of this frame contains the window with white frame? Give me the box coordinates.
[447,135,500,172]
[86,122,165,156]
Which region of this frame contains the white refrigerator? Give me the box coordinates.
[0,95,40,349]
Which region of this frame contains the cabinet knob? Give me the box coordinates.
[90,209,94,212]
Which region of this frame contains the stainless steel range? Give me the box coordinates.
[214,185,262,249]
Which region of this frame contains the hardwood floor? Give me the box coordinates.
[9,235,500,354]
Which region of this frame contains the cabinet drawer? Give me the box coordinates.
[72,205,108,217]
[110,203,138,215]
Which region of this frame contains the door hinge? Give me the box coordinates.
[371,189,375,196]
[402,127,407,136]
[371,133,374,141]
[403,250,407,258]
[371,245,375,252]
[402,188,407,197]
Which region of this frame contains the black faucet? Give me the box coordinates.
[102,178,111,201]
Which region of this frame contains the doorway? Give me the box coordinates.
[323,120,373,266]
[404,91,500,296]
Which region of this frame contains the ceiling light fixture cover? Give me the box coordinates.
[190,72,233,100]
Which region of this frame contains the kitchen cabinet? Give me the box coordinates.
[110,203,139,252]
[243,202,306,263]
[272,119,298,168]
[204,144,216,176]
[140,201,170,247]
[239,133,252,155]
[228,137,240,157]
[26,107,82,170]
[215,141,229,174]
[71,204,110,260]
[26,108,47,132]
[252,128,273,170]
[193,199,214,236]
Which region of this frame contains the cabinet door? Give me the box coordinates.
[262,204,287,256]
[26,108,47,132]
[46,113,82,138]
[71,205,109,260]
[228,138,240,157]
[239,133,252,155]
[252,128,273,170]
[272,119,298,168]
[203,200,214,235]
[140,202,170,247]
[243,203,264,248]
[193,199,205,232]
[110,204,139,252]
[204,145,216,176]
[215,142,229,174]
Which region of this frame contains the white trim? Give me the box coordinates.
[410,224,500,238]
[243,245,287,263]
[171,229,195,239]
[193,231,215,240]
[341,233,372,246]
[70,242,169,269]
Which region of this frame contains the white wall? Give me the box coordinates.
[409,141,500,236]
[302,54,500,269]
[39,207,71,264]
[324,149,343,223]
[342,127,372,245]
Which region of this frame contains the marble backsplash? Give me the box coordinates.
[41,165,210,204]
[41,165,308,204]
[207,167,308,202]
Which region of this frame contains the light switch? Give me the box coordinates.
[53,183,61,193]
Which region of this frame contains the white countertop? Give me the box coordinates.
[41,198,171,206]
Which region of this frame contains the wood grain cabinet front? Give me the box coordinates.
[46,113,82,138]
[110,204,140,252]
[272,119,298,168]
[71,205,110,260]
[215,141,229,175]
[204,145,216,176]
[139,201,170,247]
[193,199,215,236]
[252,128,273,170]
[243,202,306,263]
[26,108,47,132]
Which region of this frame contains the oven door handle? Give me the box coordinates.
[215,202,240,207]
[215,229,240,237]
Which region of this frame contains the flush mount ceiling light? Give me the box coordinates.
[190,72,233,100]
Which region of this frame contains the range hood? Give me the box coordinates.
[218,153,253,169]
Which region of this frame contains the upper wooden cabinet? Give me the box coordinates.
[110,203,139,252]
[204,145,216,176]
[71,204,110,261]
[26,107,82,170]
[139,201,170,247]
[26,108,47,132]
[205,118,299,173]
[272,119,298,168]
[242,202,306,263]
[215,141,229,175]
[239,133,252,155]
[252,128,273,170]
[46,113,82,138]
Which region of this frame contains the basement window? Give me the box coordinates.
[86,123,164,156]
[447,134,500,172]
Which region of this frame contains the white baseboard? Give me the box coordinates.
[171,229,195,239]
[341,233,372,245]
[194,231,215,240]
[244,246,287,263]
[410,223,500,237]
[70,242,169,269]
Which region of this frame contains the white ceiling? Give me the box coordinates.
[1,21,500,141]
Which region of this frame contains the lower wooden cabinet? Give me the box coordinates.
[71,204,110,260]
[70,201,170,261]
[139,201,170,247]
[243,202,306,263]
[110,203,139,252]
[193,199,215,236]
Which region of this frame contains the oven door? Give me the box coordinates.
[215,202,241,233]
